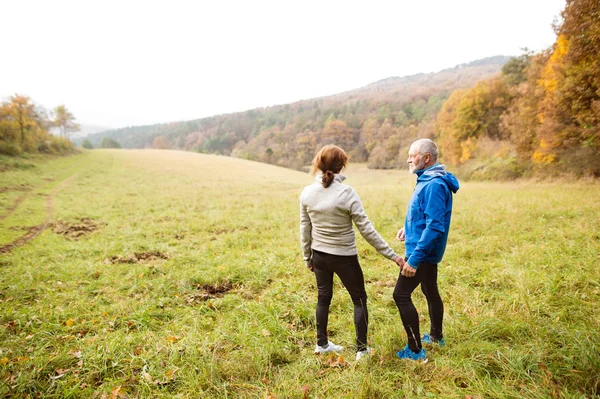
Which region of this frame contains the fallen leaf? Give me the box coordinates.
[167,336,179,343]
[165,368,178,379]
[301,384,311,399]
[110,385,127,398]
[142,371,153,383]
[323,353,348,368]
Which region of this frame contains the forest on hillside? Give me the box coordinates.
[75,0,600,178]
[84,57,508,171]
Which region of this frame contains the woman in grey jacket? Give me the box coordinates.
[300,144,403,361]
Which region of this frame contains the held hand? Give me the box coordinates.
[401,263,417,278]
[396,227,405,242]
[393,256,404,268]
[306,261,314,272]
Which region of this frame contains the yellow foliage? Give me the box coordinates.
[539,35,569,93]
[532,151,557,164]
[459,138,477,164]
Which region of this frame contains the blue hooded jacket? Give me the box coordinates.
[404,164,459,268]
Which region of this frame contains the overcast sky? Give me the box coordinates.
[1,0,566,129]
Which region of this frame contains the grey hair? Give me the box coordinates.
[412,139,438,162]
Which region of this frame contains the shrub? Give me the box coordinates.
[0,141,22,156]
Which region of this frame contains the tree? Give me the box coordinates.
[152,136,171,149]
[502,51,532,86]
[436,79,511,165]
[100,137,122,148]
[53,105,80,140]
[554,0,600,154]
[3,95,41,151]
[81,139,94,149]
[321,118,355,149]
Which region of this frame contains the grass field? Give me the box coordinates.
[0,150,599,398]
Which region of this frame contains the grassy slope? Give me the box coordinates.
[0,150,598,398]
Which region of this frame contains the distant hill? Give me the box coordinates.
[332,55,511,100]
[73,124,113,138]
[82,55,510,169]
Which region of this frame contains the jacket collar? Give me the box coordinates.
[315,173,346,183]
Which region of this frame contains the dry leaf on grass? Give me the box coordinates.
[110,385,127,398]
[301,384,311,399]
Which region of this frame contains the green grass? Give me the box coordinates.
[0,149,598,398]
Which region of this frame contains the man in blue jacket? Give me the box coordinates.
[394,139,459,361]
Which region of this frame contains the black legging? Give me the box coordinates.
[312,249,368,351]
[393,263,444,352]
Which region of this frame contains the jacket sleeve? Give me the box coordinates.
[299,196,312,263]
[407,182,448,268]
[348,189,397,260]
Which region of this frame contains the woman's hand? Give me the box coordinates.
[306,261,314,272]
[393,256,404,268]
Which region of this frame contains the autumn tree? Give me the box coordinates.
[320,118,355,149]
[436,79,511,165]
[1,95,43,152]
[152,136,171,149]
[550,0,600,174]
[53,105,80,140]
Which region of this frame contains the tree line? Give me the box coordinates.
[0,95,78,156]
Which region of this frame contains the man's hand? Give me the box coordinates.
[306,261,314,272]
[396,227,405,242]
[401,263,417,278]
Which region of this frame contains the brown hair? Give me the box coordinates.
[311,144,348,188]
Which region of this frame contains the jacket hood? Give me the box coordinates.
[416,164,460,193]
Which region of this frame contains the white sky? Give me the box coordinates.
[1,0,566,128]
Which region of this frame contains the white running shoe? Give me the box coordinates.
[314,341,344,354]
[355,347,373,362]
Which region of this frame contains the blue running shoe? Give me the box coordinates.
[395,345,427,361]
[422,334,445,347]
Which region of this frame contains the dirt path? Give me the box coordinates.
[0,174,78,254]
[0,185,34,221]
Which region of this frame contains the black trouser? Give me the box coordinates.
[312,249,368,351]
[393,263,443,352]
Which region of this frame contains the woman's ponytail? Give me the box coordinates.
[322,170,335,188]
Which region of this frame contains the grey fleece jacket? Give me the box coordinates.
[300,174,398,264]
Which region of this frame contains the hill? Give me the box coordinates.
[82,56,510,169]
